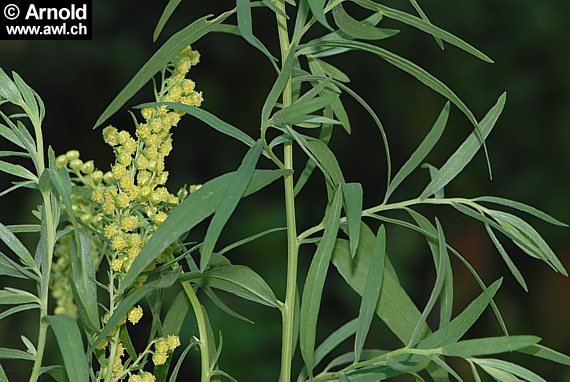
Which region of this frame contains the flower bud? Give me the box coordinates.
[69,159,83,171]
[65,150,80,160]
[55,155,68,168]
[81,160,95,174]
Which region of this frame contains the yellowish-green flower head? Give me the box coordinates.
[127,305,143,325]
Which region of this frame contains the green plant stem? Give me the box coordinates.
[28,189,56,382]
[276,1,299,381]
[181,281,210,382]
[298,197,482,242]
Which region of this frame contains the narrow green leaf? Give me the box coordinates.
[421,93,506,198]
[40,365,69,382]
[217,227,286,256]
[204,287,254,324]
[153,0,183,41]
[120,169,287,292]
[469,360,483,382]
[333,4,396,40]
[341,183,363,258]
[519,344,570,366]
[480,365,525,382]
[137,102,256,147]
[94,11,232,128]
[0,68,23,104]
[352,0,493,63]
[472,359,545,382]
[442,336,540,357]
[237,0,277,63]
[262,49,295,124]
[0,123,25,149]
[273,94,339,125]
[300,188,343,374]
[355,225,386,361]
[94,271,179,349]
[0,289,39,306]
[307,0,333,30]
[474,196,568,227]
[119,327,137,361]
[200,265,281,308]
[46,315,89,382]
[0,252,36,280]
[0,223,36,270]
[407,210,453,329]
[0,364,7,382]
[308,56,350,83]
[0,303,38,320]
[162,290,190,336]
[332,223,428,345]
[168,340,200,382]
[386,102,449,200]
[0,347,34,361]
[408,0,444,49]
[0,161,37,181]
[485,224,528,291]
[419,278,503,348]
[489,209,566,275]
[421,163,444,198]
[200,141,263,270]
[409,219,449,346]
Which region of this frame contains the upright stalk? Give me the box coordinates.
[276,2,299,381]
[29,123,56,382]
[182,281,210,382]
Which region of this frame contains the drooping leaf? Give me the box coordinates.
[355,225,386,361]
[474,196,568,227]
[341,183,363,258]
[262,49,295,124]
[300,187,343,374]
[485,224,528,291]
[94,270,179,349]
[386,102,449,200]
[0,161,37,181]
[408,0,444,49]
[137,102,256,147]
[0,347,34,361]
[153,0,183,41]
[200,141,263,270]
[421,93,506,198]
[442,336,541,357]
[307,0,333,30]
[237,0,277,63]
[198,265,281,308]
[408,219,449,347]
[471,359,545,382]
[120,169,287,292]
[519,344,570,366]
[46,315,89,382]
[0,303,38,320]
[0,252,37,280]
[352,0,493,63]
[203,287,254,324]
[332,4,396,40]
[94,11,233,128]
[0,223,37,270]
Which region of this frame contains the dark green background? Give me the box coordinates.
[0,0,569,380]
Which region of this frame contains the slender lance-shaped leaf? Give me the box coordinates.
[204,286,254,324]
[273,94,339,125]
[422,163,444,198]
[237,0,277,64]
[46,315,89,382]
[119,169,286,292]
[94,11,233,128]
[341,182,363,258]
[308,0,333,30]
[94,270,179,349]
[408,0,444,49]
[386,102,449,200]
[0,68,23,104]
[352,0,493,63]
[0,123,25,149]
[442,336,541,357]
[418,278,503,348]
[519,344,570,366]
[408,218,449,347]
[262,49,295,124]
[0,161,37,181]
[0,223,36,270]
[474,196,568,227]
[421,93,506,199]
[333,4,395,40]
[300,187,343,375]
[200,141,263,270]
[485,224,528,291]
[305,39,479,131]
[355,225,386,362]
[0,252,37,280]
[217,227,286,256]
[0,347,35,361]
[137,102,256,147]
[153,0,183,41]
[198,265,281,308]
[471,359,546,382]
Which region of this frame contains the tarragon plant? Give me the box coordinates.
[0,0,569,381]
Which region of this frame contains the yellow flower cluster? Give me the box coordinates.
[152,335,181,366]
[128,372,155,382]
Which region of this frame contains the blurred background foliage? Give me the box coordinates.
[0,0,569,380]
